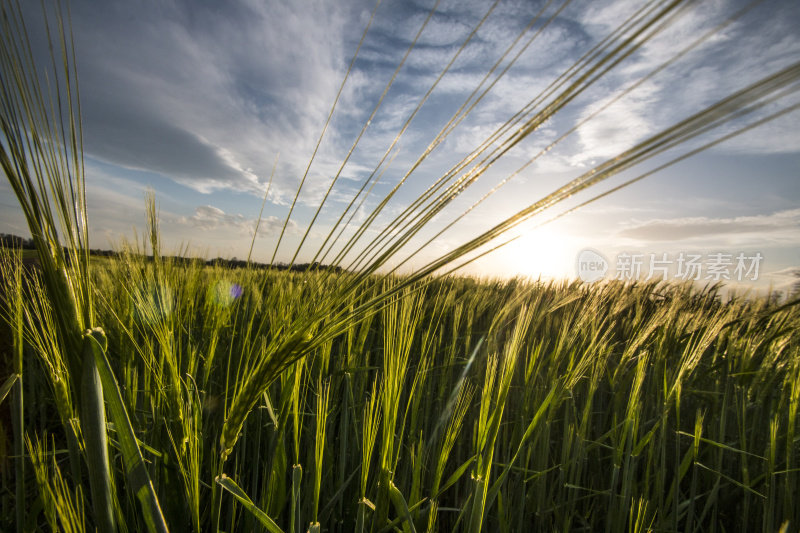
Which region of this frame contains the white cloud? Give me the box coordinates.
[180,205,295,238]
[616,208,800,245]
[59,0,356,200]
[566,0,800,165]
[714,107,800,155]
[572,88,657,162]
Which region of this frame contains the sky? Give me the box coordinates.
[2,0,799,296]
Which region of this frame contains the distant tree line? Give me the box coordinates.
[0,233,344,273]
[0,233,35,249]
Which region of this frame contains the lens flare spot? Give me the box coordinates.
[209,280,243,307]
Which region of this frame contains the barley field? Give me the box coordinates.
[1,0,799,532]
[3,249,799,531]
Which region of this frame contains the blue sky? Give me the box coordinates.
[2,0,799,295]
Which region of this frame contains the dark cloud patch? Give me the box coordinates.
[23,0,354,197]
[82,95,242,184]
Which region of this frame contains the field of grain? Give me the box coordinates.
[2,0,799,531]
[2,248,799,531]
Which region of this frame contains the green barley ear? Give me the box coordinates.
[1,1,110,529]
[26,434,86,533]
[1,250,27,533]
[220,329,314,460]
[0,0,103,359]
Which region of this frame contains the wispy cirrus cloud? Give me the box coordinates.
[567,0,800,166]
[616,208,800,245]
[180,205,296,238]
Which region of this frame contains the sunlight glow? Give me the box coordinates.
[496,227,578,280]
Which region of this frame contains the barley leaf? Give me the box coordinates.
[0,373,19,406]
[215,474,285,533]
[84,329,169,533]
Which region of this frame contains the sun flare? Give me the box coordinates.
[495,226,578,280]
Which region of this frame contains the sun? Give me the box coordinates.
[495,226,578,280]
